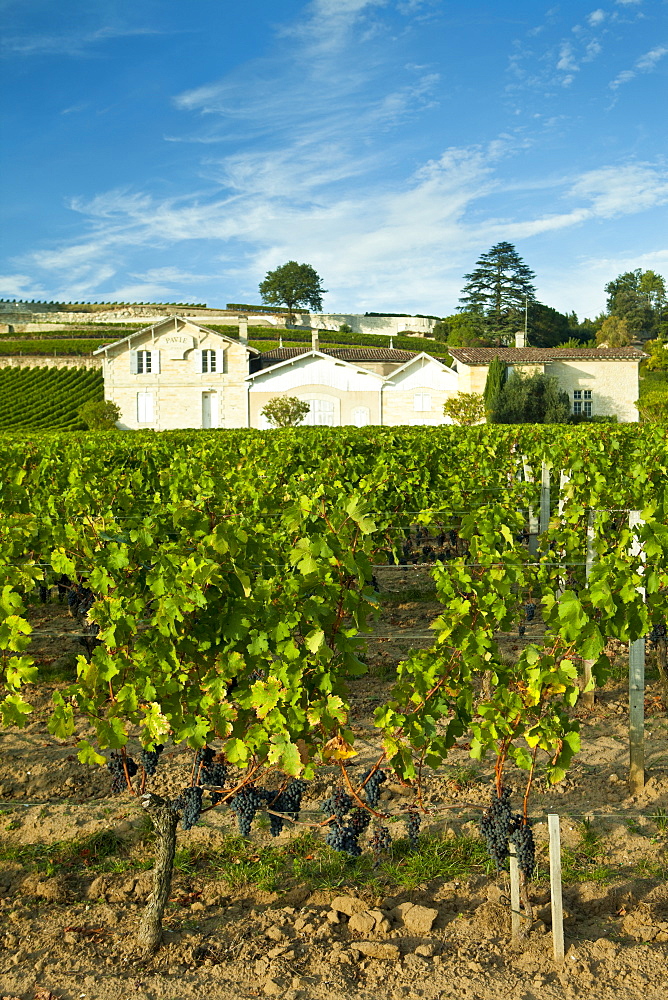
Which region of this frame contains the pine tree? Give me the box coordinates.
[459,242,537,343]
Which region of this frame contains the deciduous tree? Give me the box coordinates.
[443,392,485,425]
[261,396,311,427]
[595,315,632,348]
[259,261,327,323]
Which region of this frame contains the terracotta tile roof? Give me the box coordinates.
[448,346,648,364]
[259,347,420,363]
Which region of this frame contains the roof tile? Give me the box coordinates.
[448,346,647,364]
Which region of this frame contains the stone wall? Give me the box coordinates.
[0,355,102,370]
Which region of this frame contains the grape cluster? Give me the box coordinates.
[361,768,387,808]
[524,602,536,622]
[176,786,203,830]
[230,785,264,837]
[349,807,371,837]
[262,779,307,836]
[68,583,94,621]
[480,787,513,870]
[369,824,392,866]
[107,752,137,794]
[201,758,228,787]
[321,787,353,821]
[406,810,421,849]
[509,821,535,879]
[138,744,164,776]
[194,746,228,787]
[518,623,526,637]
[325,821,362,857]
[649,620,667,648]
[321,785,369,857]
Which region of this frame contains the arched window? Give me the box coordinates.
[303,399,335,426]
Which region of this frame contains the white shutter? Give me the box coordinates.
[216,349,225,374]
[151,350,161,374]
[192,349,202,373]
[130,351,138,374]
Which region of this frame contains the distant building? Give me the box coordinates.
[95,317,645,429]
[448,346,646,422]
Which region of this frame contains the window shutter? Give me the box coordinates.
[151,350,161,374]
[192,349,202,372]
[130,351,138,374]
[216,349,225,374]
[145,392,154,422]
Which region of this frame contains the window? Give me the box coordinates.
[352,406,370,427]
[202,349,217,373]
[137,392,154,423]
[414,392,432,411]
[303,399,335,426]
[131,349,160,374]
[137,350,151,374]
[573,389,593,416]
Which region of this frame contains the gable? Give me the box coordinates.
[94,316,257,357]
[248,352,383,393]
[385,354,458,391]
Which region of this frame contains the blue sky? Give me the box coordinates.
[0,0,666,318]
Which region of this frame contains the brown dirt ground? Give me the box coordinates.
[1,576,667,1000]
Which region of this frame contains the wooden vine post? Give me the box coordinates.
[582,510,596,708]
[509,841,521,942]
[628,510,645,796]
[548,813,565,962]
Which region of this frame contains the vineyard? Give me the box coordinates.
[0,367,103,430]
[0,425,667,1000]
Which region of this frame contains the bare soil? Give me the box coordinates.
[1,582,667,1000]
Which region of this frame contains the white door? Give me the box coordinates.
[202,392,219,428]
[352,406,370,427]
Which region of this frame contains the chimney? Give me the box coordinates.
[238,315,248,344]
[311,329,319,351]
[515,330,526,349]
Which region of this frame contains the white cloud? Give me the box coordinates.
[610,43,668,88]
[587,9,607,26]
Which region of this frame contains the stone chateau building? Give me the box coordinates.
[95,317,644,430]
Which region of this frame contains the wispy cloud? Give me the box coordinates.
[2,24,168,58]
[610,43,668,88]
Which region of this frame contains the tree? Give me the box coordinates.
[644,339,668,372]
[261,396,311,427]
[459,242,537,343]
[528,303,571,348]
[491,372,571,424]
[259,261,327,323]
[605,268,667,339]
[483,356,507,417]
[443,392,485,425]
[436,313,486,347]
[636,391,668,421]
[77,399,121,429]
[595,315,632,347]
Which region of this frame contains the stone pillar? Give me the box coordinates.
[238,315,248,344]
[311,330,319,351]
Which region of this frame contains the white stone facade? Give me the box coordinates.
[95,317,256,431]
